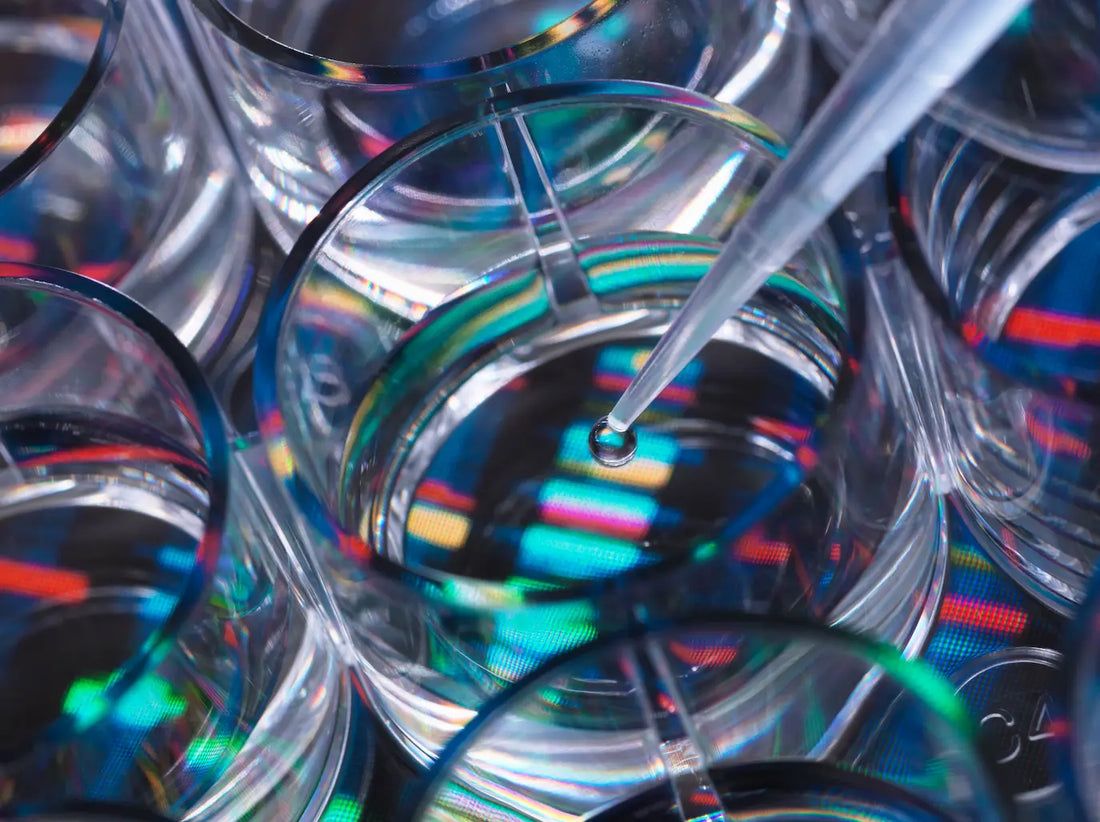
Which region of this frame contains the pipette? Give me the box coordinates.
[602,0,1031,441]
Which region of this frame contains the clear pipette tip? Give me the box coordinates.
[594,0,1032,462]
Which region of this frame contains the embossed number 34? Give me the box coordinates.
[980,694,1055,765]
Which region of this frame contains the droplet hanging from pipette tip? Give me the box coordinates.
[589,416,637,467]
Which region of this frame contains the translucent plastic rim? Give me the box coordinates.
[0,263,228,764]
[1059,567,1100,821]
[408,613,1008,820]
[186,0,623,85]
[931,99,1100,176]
[807,7,1100,173]
[885,140,1100,410]
[0,0,252,362]
[0,0,124,196]
[255,79,868,614]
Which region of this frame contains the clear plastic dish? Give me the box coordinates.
[892,117,1100,614]
[180,0,809,249]
[0,264,350,819]
[0,1,254,360]
[255,81,947,766]
[411,616,1010,821]
[806,0,1100,173]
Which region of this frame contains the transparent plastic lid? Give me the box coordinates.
[412,617,1009,821]
[807,0,1100,172]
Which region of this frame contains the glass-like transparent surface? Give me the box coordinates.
[807,0,1100,172]
[0,268,346,819]
[223,0,591,64]
[0,1,252,359]
[413,621,1007,821]
[897,117,1100,614]
[182,0,809,249]
[257,85,945,766]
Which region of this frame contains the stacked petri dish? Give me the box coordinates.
[411,617,1010,821]
[254,81,949,774]
[891,117,1100,615]
[806,0,1100,172]
[179,0,812,250]
[2,0,1098,818]
[0,266,357,819]
[0,1,255,361]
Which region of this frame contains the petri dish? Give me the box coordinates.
[805,0,1100,173]
[891,116,1100,614]
[181,0,810,249]
[0,1,254,360]
[0,264,352,818]
[255,80,947,766]
[411,617,1010,821]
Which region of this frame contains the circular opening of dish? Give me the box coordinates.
[215,0,595,66]
[0,1,112,189]
[0,270,219,766]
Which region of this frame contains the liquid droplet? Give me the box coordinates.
[589,416,637,467]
